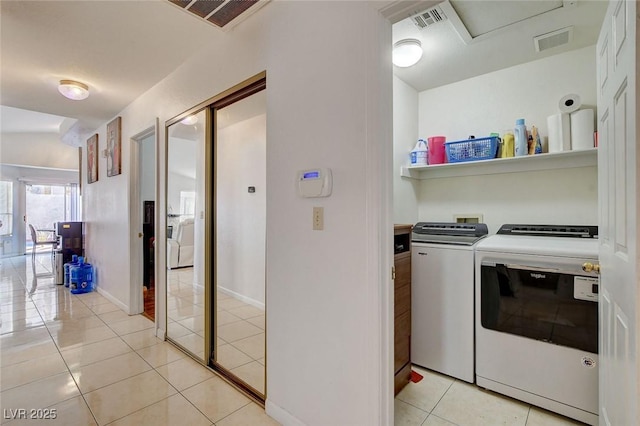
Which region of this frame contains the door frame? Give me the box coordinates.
[129,120,159,317]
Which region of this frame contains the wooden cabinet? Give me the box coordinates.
[394,224,412,395]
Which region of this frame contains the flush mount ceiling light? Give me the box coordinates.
[58,80,89,101]
[181,115,198,125]
[393,38,423,67]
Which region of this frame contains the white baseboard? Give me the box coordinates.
[265,400,306,426]
[217,286,264,310]
[96,287,129,314]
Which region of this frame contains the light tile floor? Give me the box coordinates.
[0,254,277,426]
[167,267,265,393]
[2,253,588,426]
[395,365,587,426]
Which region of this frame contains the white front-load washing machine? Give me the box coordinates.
[475,224,599,425]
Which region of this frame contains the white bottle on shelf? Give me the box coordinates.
[514,119,527,157]
[410,139,428,165]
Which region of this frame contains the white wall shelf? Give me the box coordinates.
[400,148,598,180]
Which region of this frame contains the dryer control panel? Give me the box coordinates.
[574,276,599,302]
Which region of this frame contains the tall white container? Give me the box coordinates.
[514,119,527,157]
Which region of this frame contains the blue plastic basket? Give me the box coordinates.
[445,136,499,163]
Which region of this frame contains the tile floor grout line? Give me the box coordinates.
[524,406,532,426]
[98,371,180,426]
[422,412,461,426]
[209,399,253,425]
[426,376,457,417]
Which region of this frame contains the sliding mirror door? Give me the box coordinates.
[212,84,266,399]
[166,109,208,361]
[164,73,266,400]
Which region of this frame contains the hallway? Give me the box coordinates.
[0,254,277,425]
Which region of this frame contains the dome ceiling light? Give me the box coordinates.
[58,80,90,101]
[392,39,423,68]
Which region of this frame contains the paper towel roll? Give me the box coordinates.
[559,94,582,113]
[547,113,571,153]
[571,109,595,150]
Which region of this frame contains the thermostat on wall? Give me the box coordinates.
[297,168,332,198]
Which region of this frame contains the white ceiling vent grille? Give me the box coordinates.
[411,6,447,29]
[534,26,574,52]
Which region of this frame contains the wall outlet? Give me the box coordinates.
[313,207,324,230]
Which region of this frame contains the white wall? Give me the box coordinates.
[418,46,597,143]
[418,167,598,232]
[392,46,599,231]
[393,76,420,225]
[217,113,266,306]
[1,133,79,170]
[81,2,392,425]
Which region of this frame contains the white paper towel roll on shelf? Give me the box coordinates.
[571,109,595,150]
[547,113,571,153]
[559,94,582,113]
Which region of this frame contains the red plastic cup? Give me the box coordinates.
[427,136,447,164]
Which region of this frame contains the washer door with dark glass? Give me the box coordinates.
[480,261,598,354]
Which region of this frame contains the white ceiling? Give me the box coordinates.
[392,0,607,92]
[0,0,229,144]
[1,0,607,149]
[0,105,68,133]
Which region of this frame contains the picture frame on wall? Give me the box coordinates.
[87,134,98,184]
[107,116,122,177]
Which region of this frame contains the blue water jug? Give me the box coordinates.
[63,254,79,288]
[70,257,94,294]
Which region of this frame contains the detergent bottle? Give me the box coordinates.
[514,119,527,157]
[410,139,428,166]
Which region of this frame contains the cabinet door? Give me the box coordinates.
[394,310,411,373]
[394,251,411,318]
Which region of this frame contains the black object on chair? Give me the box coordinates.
[28,224,58,269]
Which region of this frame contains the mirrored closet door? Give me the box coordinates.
[166,108,208,362]
[212,81,267,400]
[165,73,266,401]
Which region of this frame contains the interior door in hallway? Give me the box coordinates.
[596,0,638,424]
[139,134,156,320]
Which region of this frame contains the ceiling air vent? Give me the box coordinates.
[411,5,447,29]
[534,26,574,52]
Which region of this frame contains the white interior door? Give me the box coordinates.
[596,1,638,424]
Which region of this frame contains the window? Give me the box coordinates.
[0,181,13,236]
[179,191,196,217]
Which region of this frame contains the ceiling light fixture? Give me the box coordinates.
[181,115,198,125]
[58,80,90,101]
[392,39,423,67]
